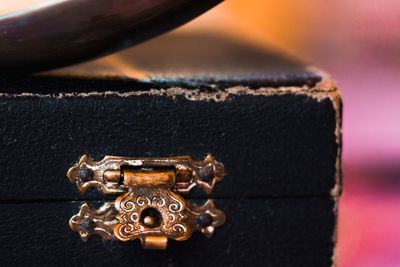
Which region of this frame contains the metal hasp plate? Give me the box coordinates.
[67,154,226,249]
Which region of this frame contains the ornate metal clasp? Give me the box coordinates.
[67,154,225,249]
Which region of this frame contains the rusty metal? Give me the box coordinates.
[68,154,225,249]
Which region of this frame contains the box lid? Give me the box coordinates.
[0,33,341,201]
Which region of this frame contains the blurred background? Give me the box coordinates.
[1,1,399,266]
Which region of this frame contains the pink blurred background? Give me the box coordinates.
[2,1,399,266]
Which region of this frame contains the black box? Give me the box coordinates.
[0,34,341,266]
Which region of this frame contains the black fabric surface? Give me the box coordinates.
[0,198,334,267]
[0,93,337,200]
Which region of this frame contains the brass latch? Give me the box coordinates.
[67,154,226,249]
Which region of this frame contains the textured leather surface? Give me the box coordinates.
[0,198,334,267]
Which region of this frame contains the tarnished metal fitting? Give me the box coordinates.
[68,154,226,249]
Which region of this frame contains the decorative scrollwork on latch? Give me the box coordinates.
[68,154,226,249]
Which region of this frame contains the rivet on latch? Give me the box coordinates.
[68,154,226,249]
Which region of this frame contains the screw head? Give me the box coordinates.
[197,213,213,227]
[78,168,93,182]
[198,165,214,182]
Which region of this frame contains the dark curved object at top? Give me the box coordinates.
[0,0,222,74]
